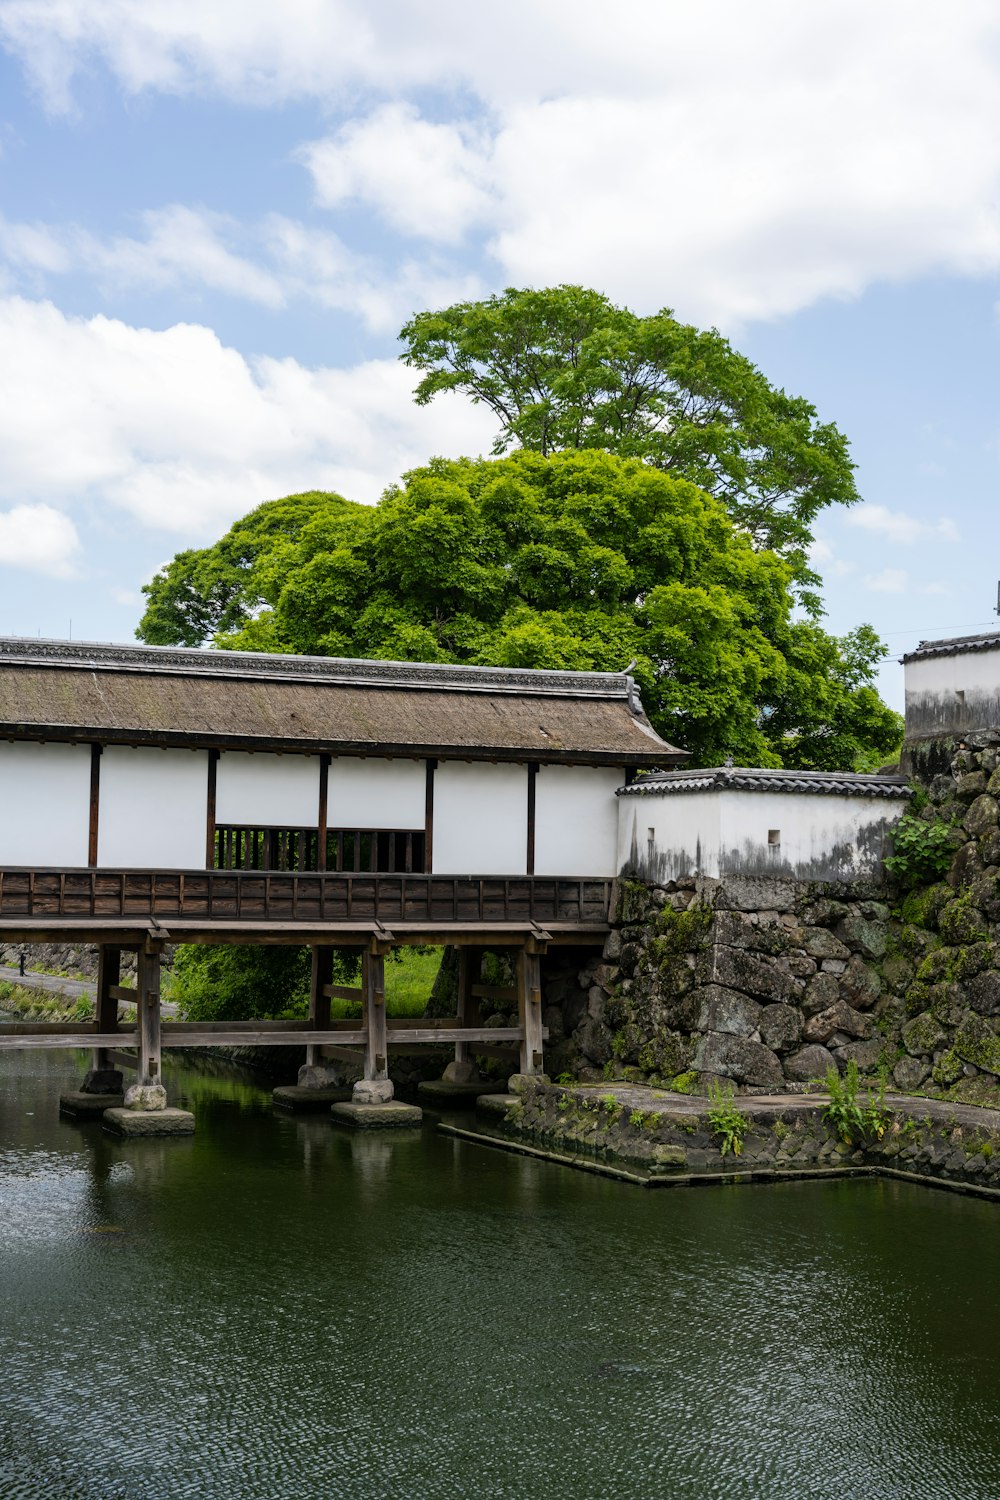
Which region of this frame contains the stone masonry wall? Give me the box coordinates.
[539,736,1000,1110]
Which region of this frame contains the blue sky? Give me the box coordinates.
[0,2,997,709]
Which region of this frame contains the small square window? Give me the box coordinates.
[767,829,781,847]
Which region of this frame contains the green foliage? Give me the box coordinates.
[168,945,359,1022]
[822,1062,890,1144]
[138,450,900,771]
[706,1079,749,1157]
[885,814,953,889]
[400,284,858,601]
[669,1071,700,1095]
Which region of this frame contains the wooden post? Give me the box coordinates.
[517,945,545,1077]
[137,942,162,1088]
[205,749,219,869]
[88,744,102,869]
[92,944,121,1072]
[526,763,538,875]
[454,948,481,1069]
[362,941,389,1087]
[305,945,333,1068]
[424,759,436,873]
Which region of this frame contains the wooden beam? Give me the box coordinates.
[517,948,544,1076]
[306,944,333,1067]
[424,758,436,873]
[136,943,161,1087]
[362,945,388,1082]
[206,749,219,869]
[322,984,364,1002]
[93,943,121,1072]
[470,983,517,1003]
[526,761,538,875]
[317,754,330,871]
[0,1032,138,1049]
[88,743,102,868]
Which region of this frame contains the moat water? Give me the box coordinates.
[1,1046,999,1500]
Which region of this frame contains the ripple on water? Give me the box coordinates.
[1,1054,999,1499]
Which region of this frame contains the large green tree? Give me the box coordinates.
[400,285,858,610]
[138,450,900,770]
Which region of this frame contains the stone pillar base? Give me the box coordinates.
[330,1100,423,1130]
[81,1067,124,1095]
[124,1082,168,1111]
[272,1084,353,1112]
[352,1077,394,1105]
[102,1107,195,1137]
[59,1090,124,1118]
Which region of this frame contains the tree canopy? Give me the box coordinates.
[138,450,901,770]
[400,285,859,609]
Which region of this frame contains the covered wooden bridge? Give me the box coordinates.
[0,637,682,1115]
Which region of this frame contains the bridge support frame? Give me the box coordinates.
[518,936,546,1078]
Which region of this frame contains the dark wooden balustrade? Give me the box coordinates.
[0,869,613,928]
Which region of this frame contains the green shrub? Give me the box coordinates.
[706,1079,748,1157]
[884,814,953,889]
[823,1061,890,1144]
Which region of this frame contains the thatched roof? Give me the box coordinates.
[0,638,684,767]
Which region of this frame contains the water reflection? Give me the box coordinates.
[1,1046,1000,1500]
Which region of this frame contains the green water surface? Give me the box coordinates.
[1,1047,998,1500]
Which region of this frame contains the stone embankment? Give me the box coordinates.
[486,1079,1000,1197]
[528,735,1000,1114]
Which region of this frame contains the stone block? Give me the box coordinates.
[476,1093,518,1119]
[103,1107,195,1137]
[758,1003,802,1053]
[693,1032,782,1088]
[836,916,889,960]
[417,1079,498,1106]
[81,1067,123,1095]
[803,929,851,960]
[968,970,1000,1016]
[272,1085,353,1111]
[803,1001,870,1044]
[893,1056,930,1092]
[693,984,762,1038]
[964,794,1000,838]
[705,946,798,1002]
[59,1090,124,1118]
[784,1044,835,1082]
[330,1100,423,1130]
[123,1083,167,1112]
[353,1078,394,1104]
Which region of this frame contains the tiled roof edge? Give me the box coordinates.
[617,767,913,799]
[0,635,634,702]
[902,630,1000,664]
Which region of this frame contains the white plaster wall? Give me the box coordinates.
[215,752,320,827]
[0,741,91,866]
[433,762,528,875]
[98,747,208,868]
[905,646,1000,738]
[534,765,624,876]
[617,791,722,880]
[328,757,425,829]
[718,790,898,878]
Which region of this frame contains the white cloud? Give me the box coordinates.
[4,2,1000,323]
[0,206,481,332]
[864,568,909,593]
[808,538,854,579]
[301,104,493,244]
[0,502,80,576]
[0,295,497,541]
[846,504,960,545]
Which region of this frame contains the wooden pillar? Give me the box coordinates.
[305,945,333,1068]
[517,945,545,1077]
[92,943,121,1071]
[137,942,162,1088]
[454,948,481,1068]
[362,942,389,1085]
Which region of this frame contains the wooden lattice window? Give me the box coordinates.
[214,826,426,874]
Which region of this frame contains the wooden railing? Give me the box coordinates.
[0,869,613,926]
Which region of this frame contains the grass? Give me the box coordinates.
[326,947,442,1019]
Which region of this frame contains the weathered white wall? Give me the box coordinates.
[618,787,904,881]
[717,790,897,879]
[905,646,1000,741]
[328,757,425,829]
[215,751,319,827]
[433,762,528,875]
[617,791,721,882]
[0,741,91,866]
[99,747,208,868]
[534,765,623,876]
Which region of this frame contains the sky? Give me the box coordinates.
[0,2,997,709]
